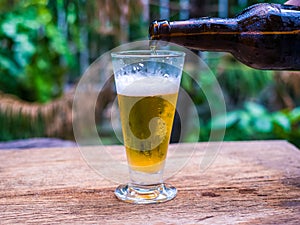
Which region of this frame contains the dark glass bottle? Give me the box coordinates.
[149,3,300,70]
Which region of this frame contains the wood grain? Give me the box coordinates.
[0,141,299,224]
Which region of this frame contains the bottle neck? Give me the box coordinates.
[149,18,239,52]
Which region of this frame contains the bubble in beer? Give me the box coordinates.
[117,76,179,173]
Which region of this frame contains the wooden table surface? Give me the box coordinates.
[0,141,299,225]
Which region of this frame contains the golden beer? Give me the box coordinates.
[117,77,179,173]
[112,50,185,204]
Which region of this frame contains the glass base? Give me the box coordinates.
[114,183,177,204]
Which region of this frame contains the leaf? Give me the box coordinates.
[210,114,227,130]
[1,19,17,37]
[244,101,267,117]
[13,34,36,66]
[272,112,291,132]
[37,7,52,24]
[254,115,273,133]
[210,111,239,130]
[181,73,192,91]
[0,55,21,75]
[237,111,251,129]
[23,0,48,7]
[290,107,300,123]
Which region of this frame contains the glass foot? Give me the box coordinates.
[114,183,177,204]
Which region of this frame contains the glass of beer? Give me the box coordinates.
[111,50,185,204]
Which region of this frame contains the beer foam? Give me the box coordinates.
[116,75,180,96]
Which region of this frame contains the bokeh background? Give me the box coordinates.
[1,0,299,148]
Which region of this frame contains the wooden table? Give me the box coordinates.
[0,141,299,224]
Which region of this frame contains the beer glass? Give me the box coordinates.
[111,50,185,204]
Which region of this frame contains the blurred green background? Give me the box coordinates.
[1,0,300,148]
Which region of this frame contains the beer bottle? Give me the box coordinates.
[149,3,300,70]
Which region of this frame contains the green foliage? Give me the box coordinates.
[0,0,147,104]
[208,102,300,147]
[0,0,76,103]
[217,54,274,109]
[181,53,300,148]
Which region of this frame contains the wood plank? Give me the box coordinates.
[0,141,299,224]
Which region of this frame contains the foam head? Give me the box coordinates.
[115,75,180,96]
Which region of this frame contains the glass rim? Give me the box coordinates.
[111,50,185,58]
